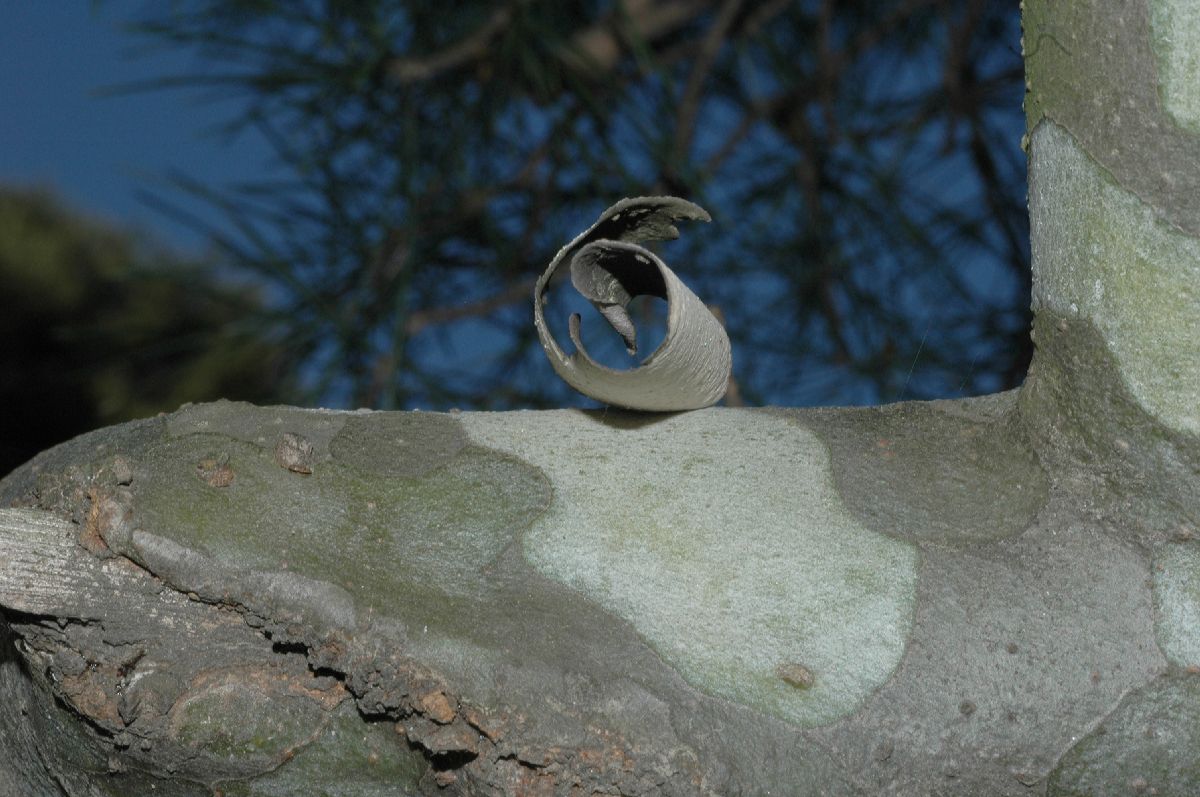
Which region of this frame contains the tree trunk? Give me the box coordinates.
[2,1,1198,794]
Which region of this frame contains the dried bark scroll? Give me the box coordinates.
[534,196,732,411]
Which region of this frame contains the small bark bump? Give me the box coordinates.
[275,432,315,475]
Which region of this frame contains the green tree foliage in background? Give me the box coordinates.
[131,0,1028,410]
[0,189,289,476]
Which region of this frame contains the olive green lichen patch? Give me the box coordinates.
[1029,122,1200,435]
[1048,675,1200,796]
[132,427,548,618]
[94,771,209,797]
[218,703,425,797]
[1153,543,1200,667]
[1150,0,1200,132]
[787,393,1047,544]
[168,669,338,775]
[331,411,467,478]
[460,409,918,727]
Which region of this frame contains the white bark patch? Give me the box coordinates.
[1150,0,1200,132]
[1153,544,1200,667]
[461,409,918,726]
[534,197,732,411]
[1029,122,1200,434]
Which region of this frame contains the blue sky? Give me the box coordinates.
[0,4,1029,409]
[0,3,273,254]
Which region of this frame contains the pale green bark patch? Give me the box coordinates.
[1153,543,1200,667]
[1150,0,1200,132]
[1029,122,1200,434]
[461,409,918,727]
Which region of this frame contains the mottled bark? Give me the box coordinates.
[2,1,1198,795]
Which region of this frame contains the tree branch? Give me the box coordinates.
[387,4,520,83]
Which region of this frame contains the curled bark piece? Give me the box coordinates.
[534,196,732,411]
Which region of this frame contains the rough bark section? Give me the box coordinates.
[0,506,356,792]
[0,622,64,797]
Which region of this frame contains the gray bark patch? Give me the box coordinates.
[819,524,1165,794]
[1023,0,1200,236]
[1020,312,1200,544]
[1049,674,1200,796]
[331,411,467,478]
[788,393,1049,544]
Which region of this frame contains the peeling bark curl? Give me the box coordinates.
[534,196,732,411]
